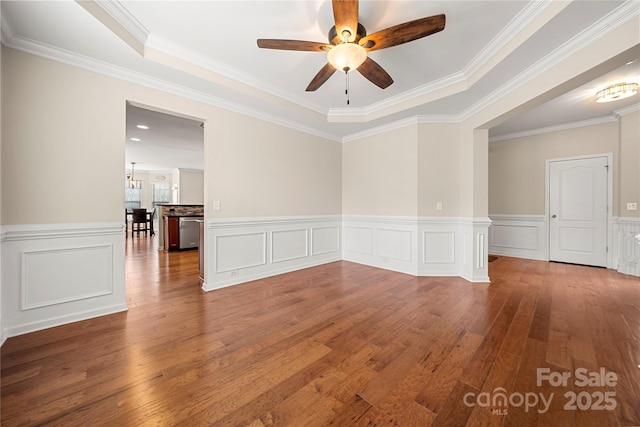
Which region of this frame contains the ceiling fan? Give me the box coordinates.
[257,0,445,92]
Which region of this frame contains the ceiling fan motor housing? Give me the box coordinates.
[328,23,367,45]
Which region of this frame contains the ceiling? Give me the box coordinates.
[1,1,638,171]
[125,104,204,171]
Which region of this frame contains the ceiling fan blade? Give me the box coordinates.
[357,57,393,89]
[332,0,359,42]
[257,39,332,52]
[359,14,445,51]
[306,63,337,91]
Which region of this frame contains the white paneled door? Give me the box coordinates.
[549,156,608,267]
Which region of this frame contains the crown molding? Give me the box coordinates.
[461,1,640,123]
[2,34,342,143]
[462,0,552,79]
[615,102,640,116]
[327,1,560,122]
[328,71,467,123]
[489,116,618,142]
[144,33,327,118]
[93,0,149,46]
[342,116,418,143]
[341,114,461,143]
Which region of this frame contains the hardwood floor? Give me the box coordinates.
[2,236,639,426]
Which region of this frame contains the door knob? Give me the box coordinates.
[551,214,557,218]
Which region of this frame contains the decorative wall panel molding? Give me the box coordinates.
[616,217,640,277]
[1,222,127,338]
[271,229,308,263]
[342,216,490,281]
[344,226,374,255]
[488,215,547,261]
[215,232,267,273]
[22,245,113,310]
[378,229,412,262]
[311,226,341,256]
[204,216,342,291]
[343,216,418,275]
[458,218,492,282]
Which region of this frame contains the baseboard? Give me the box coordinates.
[202,255,341,291]
[4,303,128,339]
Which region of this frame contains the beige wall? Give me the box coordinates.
[619,110,640,218]
[488,121,621,215]
[177,169,204,205]
[210,117,341,217]
[417,123,460,216]
[1,47,341,225]
[2,48,125,224]
[342,125,418,216]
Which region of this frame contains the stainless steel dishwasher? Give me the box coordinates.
[178,217,201,249]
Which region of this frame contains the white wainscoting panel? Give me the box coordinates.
[311,226,341,255]
[216,232,267,273]
[22,245,113,310]
[271,229,308,263]
[489,215,547,261]
[460,218,492,282]
[344,226,373,255]
[1,222,127,339]
[378,229,412,262]
[418,218,464,277]
[616,217,640,277]
[343,216,491,280]
[204,216,342,291]
[342,216,418,275]
[423,232,456,264]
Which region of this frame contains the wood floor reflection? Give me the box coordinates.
[2,236,639,426]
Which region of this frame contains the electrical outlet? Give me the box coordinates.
[212,200,221,211]
[230,270,239,277]
[436,202,443,211]
[627,202,638,211]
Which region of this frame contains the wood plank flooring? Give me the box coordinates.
[2,235,639,426]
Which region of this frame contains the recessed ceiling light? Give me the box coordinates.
[136,125,149,129]
[130,137,141,141]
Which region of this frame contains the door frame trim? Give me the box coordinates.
[545,153,613,268]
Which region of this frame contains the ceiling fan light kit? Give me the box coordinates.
[595,82,638,103]
[257,0,445,97]
[327,42,367,72]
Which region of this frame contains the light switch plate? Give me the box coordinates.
[627,202,637,211]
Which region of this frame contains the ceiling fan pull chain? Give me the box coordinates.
[346,70,350,105]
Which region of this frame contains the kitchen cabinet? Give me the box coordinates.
[163,216,179,251]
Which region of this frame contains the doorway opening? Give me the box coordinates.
[124,102,205,298]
